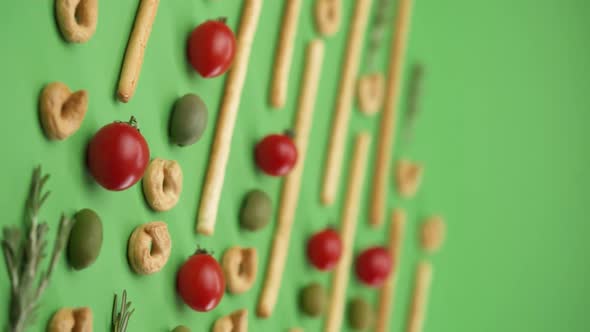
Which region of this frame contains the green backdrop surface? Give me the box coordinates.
[1,0,589,331]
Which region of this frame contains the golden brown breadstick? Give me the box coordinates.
[407,261,433,332]
[196,0,262,235]
[117,0,160,103]
[315,0,341,36]
[257,40,325,318]
[270,0,303,108]
[376,209,407,332]
[321,0,373,206]
[370,0,414,226]
[324,133,372,332]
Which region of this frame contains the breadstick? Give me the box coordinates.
[117,0,160,103]
[407,261,433,332]
[315,0,341,36]
[376,209,407,332]
[270,0,302,108]
[257,40,325,318]
[370,0,414,226]
[321,0,373,206]
[196,0,262,235]
[324,133,372,332]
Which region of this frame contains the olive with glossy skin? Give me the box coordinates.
[240,190,272,231]
[348,297,374,330]
[68,209,103,270]
[169,94,208,146]
[300,283,326,317]
[171,326,191,332]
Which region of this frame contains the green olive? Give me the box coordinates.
[300,282,326,317]
[67,209,103,270]
[348,297,374,330]
[240,189,272,231]
[171,326,191,332]
[169,93,208,146]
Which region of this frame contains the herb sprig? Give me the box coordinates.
[112,290,135,332]
[1,166,72,332]
[366,0,394,71]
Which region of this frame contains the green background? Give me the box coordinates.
[1,0,589,331]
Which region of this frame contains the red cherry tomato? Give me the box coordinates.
[177,250,225,312]
[87,117,149,191]
[307,228,343,271]
[255,134,298,176]
[355,247,393,287]
[187,20,236,78]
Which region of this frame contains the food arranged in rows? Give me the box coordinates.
[1,0,447,331]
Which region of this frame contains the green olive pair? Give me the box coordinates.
[299,283,374,330]
[169,94,208,146]
[67,208,102,270]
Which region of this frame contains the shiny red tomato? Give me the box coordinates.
[355,247,393,287]
[87,116,149,191]
[187,19,236,78]
[307,228,342,271]
[255,134,298,176]
[177,250,225,312]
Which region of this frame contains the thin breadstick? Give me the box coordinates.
[257,40,325,318]
[324,133,372,332]
[196,0,262,235]
[117,0,160,103]
[370,0,414,226]
[315,0,342,36]
[407,261,433,332]
[321,0,373,206]
[376,209,407,332]
[270,0,302,108]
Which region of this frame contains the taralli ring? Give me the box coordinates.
[56,0,98,43]
[222,247,258,294]
[39,82,88,140]
[395,159,423,199]
[357,73,385,115]
[128,221,171,275]
[315,0,341,36]
[213,309,248,332]
[143,158,183,211]
[48,307,93,332]
[420,216,445,253]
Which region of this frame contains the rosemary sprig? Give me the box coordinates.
[112,290,135,332]
[403,63,425,144]
[1,166,72,332]
[366,0,393,71]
